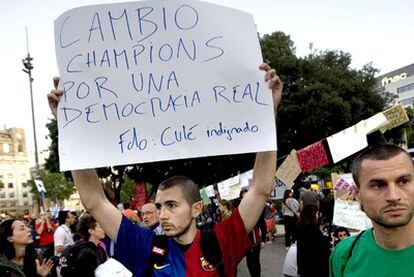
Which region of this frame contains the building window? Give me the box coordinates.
[0,193,5,198]
[7,183,13,189]
[0,175,3,181]
[2,144,10,153]
[22,182,27,188]
[18,144,24,152]
[23,201,29,206]
[0,202,6,208]
[9,192,14,198]
[399,97,414,106]
[398,83,414,94]
[9,202,15,207]
[23,192,28,197]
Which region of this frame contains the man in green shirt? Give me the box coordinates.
[330,144,414,276]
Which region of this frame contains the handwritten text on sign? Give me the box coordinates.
[333,200,371,230]
[54,0,276,170]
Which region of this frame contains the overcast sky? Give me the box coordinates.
[1,0,413,166]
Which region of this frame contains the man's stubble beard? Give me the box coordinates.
[360,202,414,229]
[168,217,193,238]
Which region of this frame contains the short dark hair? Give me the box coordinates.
[303,181,311,190]
[352,144,412,187]
[58,211,69,225]
[219,199,231,210]
[76,214,97,241]
[298,205,319,226]
[335,226,350,237]
[158,176,201,205]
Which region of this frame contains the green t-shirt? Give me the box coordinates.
[330,228,414,277]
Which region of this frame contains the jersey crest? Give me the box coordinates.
[199,256,216,272]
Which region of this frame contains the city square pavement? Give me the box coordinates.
[237,225,287,277]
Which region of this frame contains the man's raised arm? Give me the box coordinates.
[238,63,282,233]
[48,77,122,241]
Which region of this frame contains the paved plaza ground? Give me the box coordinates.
[238,225,287,277]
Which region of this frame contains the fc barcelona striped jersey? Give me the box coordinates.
[114,208,251,276]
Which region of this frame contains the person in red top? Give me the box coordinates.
[35,210,56,259]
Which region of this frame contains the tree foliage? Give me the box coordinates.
[261,32,395,157]
[29,170,76,202]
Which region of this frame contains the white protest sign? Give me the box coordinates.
[217,175,240,200]
[333,199,371,230]
[204,185,215,197]
[327,121,368,163]
[239,169,253,188]
[333,173,357,199]
[54,0,276,170]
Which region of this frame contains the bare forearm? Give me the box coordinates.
[239,150,277,233]
[71,169,107,211]
[36,222,44,235]
[252,150,277,195]
[71,169,122,241]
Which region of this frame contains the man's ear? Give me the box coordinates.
[191,201,203,218]
[355,186,361,202]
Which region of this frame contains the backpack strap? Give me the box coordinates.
[200,230,225,277]
[340,230,366,275]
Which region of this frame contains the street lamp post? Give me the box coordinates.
[22,28,44,211]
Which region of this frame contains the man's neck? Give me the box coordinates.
[173,223,197,245]
[373,220,414,250]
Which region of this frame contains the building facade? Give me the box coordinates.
[0,128,35,215]
[377,63,414,107]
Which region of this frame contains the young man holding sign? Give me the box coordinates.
[48,63,282,276]
[330,144,414,276]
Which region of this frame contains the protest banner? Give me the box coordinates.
[204,184,215,197]
[379,105,409,133]
[275,149,301,188]
[327,121,367,163]
[296,141,329,173]
[333,173,357,199]
[333,199,371,230]
[54,0,276,170]
[217,175,240,200]
[199,188,211,205]
[364,112,389,134]
[239,169,253,188]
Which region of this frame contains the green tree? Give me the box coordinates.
[44,119,59,173]
[405,107,414,148]
[120,174,136,204]
[29,170,76,202]
[261,32,397,157]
